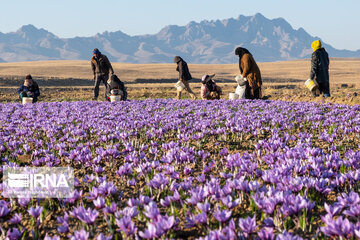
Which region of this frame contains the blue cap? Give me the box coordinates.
[93,48,101,55]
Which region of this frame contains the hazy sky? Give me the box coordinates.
[1,0,359,50]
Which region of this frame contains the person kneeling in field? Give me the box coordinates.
[200,74,222,100]
[106,74,127,101]
[17,74,40,103]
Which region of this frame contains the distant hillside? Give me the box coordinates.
[0,13,359,63]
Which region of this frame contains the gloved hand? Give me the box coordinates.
[235,74,244,84]
[243,78,247,82]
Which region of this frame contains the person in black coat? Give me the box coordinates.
[310,40,330,97]
[106,74,127,101]
[17,74,40,103]
[174,56,196,100]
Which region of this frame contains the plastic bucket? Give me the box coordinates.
[229,93,239,100]
[174,81,185,91]
[110,95,121,102]
[305,79,318,91]
[22,97,33,104]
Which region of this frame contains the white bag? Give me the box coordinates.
[235,85,246,99]
[174,81,185,91]
[229,93,239,100]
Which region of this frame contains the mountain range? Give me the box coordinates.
[0,13,359,63]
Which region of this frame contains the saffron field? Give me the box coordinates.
[1,99,360,239]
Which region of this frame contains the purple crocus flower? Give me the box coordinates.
[43,235,60,240]
[96,233,112,240]
[239,215,257,236]
[257,227,274,240]
[116,216,137,236]
[276,231,303,240]
[9,213,22,224]
[144,201,160,220]
[70,206,99,224]
[18,197,30,207]
[320,216,354,238]
[93,197,105,209]
[103,202,117,215]
[6,228,23,240]
[139,223,157,239]
[197,200,211,213]
[0,204,11,218]
[213,208,232,223]
[28,206,43,219]
[69,229,89,240]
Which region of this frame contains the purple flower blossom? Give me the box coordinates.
[69,229,89,240]
[28,206,43,219]
[6,228,23,240]
[139,223,157,239]
[320,216,354,237]
[213,209,232,223]
[70,206,99,224]
[144,201,160,220]
[239,215,257,236]
[9,213,22,224]
[116,216,137,236]
[96,233,112,240]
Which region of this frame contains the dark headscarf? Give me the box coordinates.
[235,47,251,74]
[174,56,182,63]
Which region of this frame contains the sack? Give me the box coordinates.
[229,93,239,100]
[235,85,246,99]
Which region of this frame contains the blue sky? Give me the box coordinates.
[1,0,359,50]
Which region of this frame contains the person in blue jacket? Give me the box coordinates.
[17,74,40,102]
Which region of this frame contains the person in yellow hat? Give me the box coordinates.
[310,40,330,97]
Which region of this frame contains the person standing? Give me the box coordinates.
[17,74,40,103]
[91,48,114,100]
[235,47,262,99]
[174,56,196,100]
[309,40,330,97]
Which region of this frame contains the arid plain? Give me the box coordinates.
[0,58,359,105]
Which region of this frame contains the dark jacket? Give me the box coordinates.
[17,81,40,98]
[106,74,127,100]
[91,54,114,76]
[175,57,192,81]
[310,48,329,83]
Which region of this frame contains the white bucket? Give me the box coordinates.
[110,95,121,102]
[22,97,33,104]
[229,93,239,100]
[174,81,185,91]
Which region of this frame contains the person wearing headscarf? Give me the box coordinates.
[91,48,114,100]
[200,74,222,100]
[310,40,330,97]
[17,74,40,103]
[174,56,196,100]
[235,47,262,99]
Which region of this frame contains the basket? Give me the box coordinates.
[174,81,185,91]
[110,95,121,102]
[22,97,33,104]
[229,93,239,100]
[305,79,318,92]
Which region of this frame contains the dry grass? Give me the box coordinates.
[1,58,360,104]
